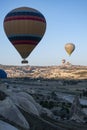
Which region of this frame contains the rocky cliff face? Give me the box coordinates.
[70,95,86,123]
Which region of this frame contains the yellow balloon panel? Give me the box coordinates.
[4,20,46,36]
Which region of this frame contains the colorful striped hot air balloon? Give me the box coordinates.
[3,7,46,64]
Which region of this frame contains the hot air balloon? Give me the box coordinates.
[0,69,7,78]
[3,7,46,64]
[65,43,75,56]
[62,59,66,64]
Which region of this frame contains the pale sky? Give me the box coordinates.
[0,0,87,66]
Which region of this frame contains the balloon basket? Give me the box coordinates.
[21,60,28,64]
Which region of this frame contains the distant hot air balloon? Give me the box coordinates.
[62,59,66,64]
[3,7,46,64]
[65,43,75,56]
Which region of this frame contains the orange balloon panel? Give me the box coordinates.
[4,7,46,63]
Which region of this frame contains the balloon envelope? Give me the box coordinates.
[3,7,46,63]
[0,69,7,78]
[62,59,66,64]
[65,43,75,55]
